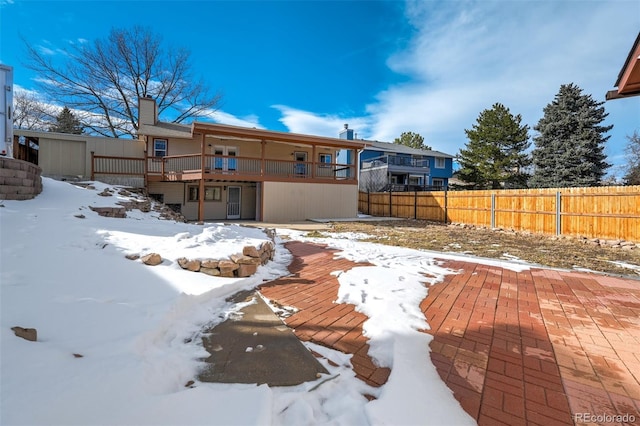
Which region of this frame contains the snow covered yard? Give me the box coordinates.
[1,178,483,425]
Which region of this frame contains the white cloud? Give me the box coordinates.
[367,1,638,147]
[205,109,264,128]
[272,104,372,139]
[36,45,57,56]
[272,0,639,164]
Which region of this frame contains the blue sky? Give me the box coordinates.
[1,0,639,178]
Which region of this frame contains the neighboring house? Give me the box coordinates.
[606,31,640,100]
[336,124,454,192]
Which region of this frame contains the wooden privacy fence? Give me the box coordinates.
[358,186,640,242]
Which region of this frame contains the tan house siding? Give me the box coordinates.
[148,181,184,203]
[262,182,358,222]
[156,137,333,160]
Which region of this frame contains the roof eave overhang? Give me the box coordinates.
[608,32,640,100]
[606,89,640,100]
[191,122,368,149]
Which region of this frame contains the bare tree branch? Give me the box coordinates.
[12,90,57,130]
[22,26,223,138]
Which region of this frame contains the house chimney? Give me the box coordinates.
[138,96,158,126]
[339,123,354,140]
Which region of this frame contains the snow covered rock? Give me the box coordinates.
[141,253,162,266]
[11,326,37,342]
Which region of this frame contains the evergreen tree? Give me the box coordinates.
[393,131,432,150]
[457,103,531,189]
[622,131,640,185]
[50,106,84,134]
[530,83,612,188]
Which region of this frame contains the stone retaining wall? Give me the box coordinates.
[0,158,43,201]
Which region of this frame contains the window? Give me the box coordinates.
[188,185,222,202]
[432,178,444,188]
[149,193,164,203]
[227,147,237,171]
[213,147,224,170]
[435,157,445,168]
[153,139,167,157]
[319,153,332,167]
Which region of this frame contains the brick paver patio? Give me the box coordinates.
[259,241,640,425]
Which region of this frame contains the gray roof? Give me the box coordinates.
[364,140,454,158]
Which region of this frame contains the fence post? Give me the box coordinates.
[556,191,561,236]
[414,191,418,219]
[389,190,393,217]
[90,151,95,181]
[491,193,496,228]
[443,187,448,224]
[367,191,370,215]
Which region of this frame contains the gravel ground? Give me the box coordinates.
[316,219,640,278]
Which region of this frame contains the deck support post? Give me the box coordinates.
[198,133,205,223]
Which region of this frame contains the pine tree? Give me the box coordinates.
[622,131,640,185]
[49,106,84,134]
[393,132,432,150]
[530,83,612,188]
[457,103,531,189]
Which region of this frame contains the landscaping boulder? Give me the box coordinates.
[201,259,219,269]
[237,263,258,277]
[200,267,221,276]
[186,259,201,272]
[218,260,239,276]
[141,253,162,266]
[242,245,260,258]
[172,241,275,279]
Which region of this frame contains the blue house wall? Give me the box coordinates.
[359,149,453,187]
[338,124,454,189]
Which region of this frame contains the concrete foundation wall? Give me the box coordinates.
[262,182,358,222]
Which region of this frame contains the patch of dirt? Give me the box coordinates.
[321,220,640,277]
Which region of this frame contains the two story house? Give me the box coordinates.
[337,124,454,192]
[128,98,368,222]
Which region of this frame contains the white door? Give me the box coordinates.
[213,146,238,171]
[294,151,307,176]
[227,186,241,219]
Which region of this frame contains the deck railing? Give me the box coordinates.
[92,153,356,182]
[362,154,430,169]
[93,154,145,177]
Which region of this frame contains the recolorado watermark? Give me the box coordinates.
[574,412,636,424]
